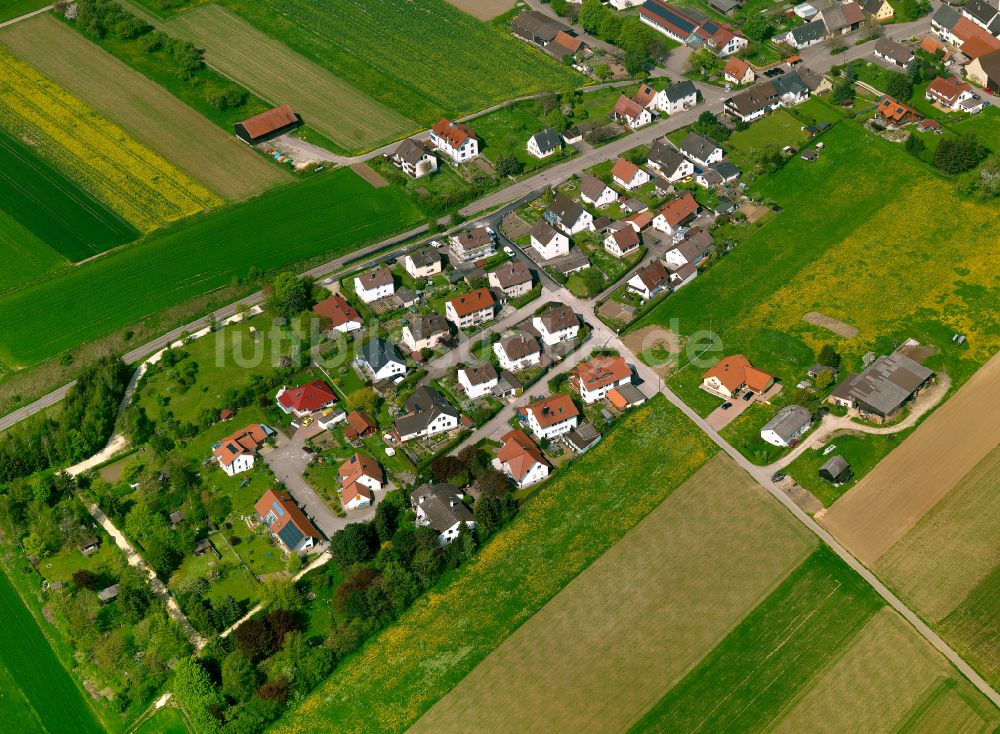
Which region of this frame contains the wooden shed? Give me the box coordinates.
[234,105,301,145]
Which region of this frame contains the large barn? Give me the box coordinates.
[234,104,301,145]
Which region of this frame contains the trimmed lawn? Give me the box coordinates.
[36,540,118,585]
[134,705,190,734]
[474,102,577,173]
[169,533,261,609]
[725,110,811,170]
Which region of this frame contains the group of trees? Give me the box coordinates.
[692,111,732,142]
[577,0,672,74]
[0,355,131,483]
[958,155,1000,200]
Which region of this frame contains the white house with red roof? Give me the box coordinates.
[276,380,337,418]
[213,424,273,477]
[925,76,986,112]
[338,453,384,510]
[640,0,747,55]
[611,157,651,190]
[313,294,362,333]
[652,192,700,236]
[724,57,755,85]
[627,260,671,301]
[575,355,633,404]
[612,95,653,129]
[430,118,479,162]
[445,288,496,329]
[523,394,580,440]
[495,430,551,489]
[701,354,775,398]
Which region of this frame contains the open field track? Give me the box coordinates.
[938,565,1000,691]
[0,42,220,231]
[771,610,999,733]
[273,397,718,734]
[155,4,416,152]
[411,454,815,734]
[820,349,1000,565]
[0,13,285,201]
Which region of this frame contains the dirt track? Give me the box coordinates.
[820,350,1000,565]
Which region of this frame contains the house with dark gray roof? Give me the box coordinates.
[679,131,723,167]
[760,405,812,447]
[360,337,407,383]
[785,19,826,49]
[394,385,459,442]
[580,174,618,207]
[401,314,450,353]
[527,127,563,159]
[545,193,593,235]
[411,483,475,544]
[962,0,1000,36]
[389,138,437,178]
[829,353,934,423]
[874,37,914,68]
[657,80,698,114]
[819,455,853,484]
[646,140,694,181]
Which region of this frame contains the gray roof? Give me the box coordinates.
[874,37,913,65]
[393,138,430,166]
[529,127,562,154]
[820,455,851,480]
[715,195,736,214]
[761,404,812,442]
[680,131,721,161]
[698,168,723,186]
[530,219,562,245]
[647,140,688,173]
[791,19,826,45]
[963,0,1000,28]
[611,382,647,406]
[580,174,612,202]
[537,304,578,332]
[711,160,741,179]
[773,70,810,97]
[565,422,601,451]
[395,386,458,436]
[493,369,523,396]
[931,3,960,29]
[831,353,933,416]
[362,337,404,373]
[98,584,120,602]
[709,0,741,11]
[407,313,449,341]
[461,362,498,386]
[548,193,588,227]
[795,67,826,92]
[669,228,714,264]
[407,249,440,269]
[511,10,570,44]
[663,80,698,103]
[491,260,532,288]
[411,483,473,534]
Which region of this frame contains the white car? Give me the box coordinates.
[430,239,444,248]
[503,245,515,257]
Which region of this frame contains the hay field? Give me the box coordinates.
[771,609,998,734]
[446,0,516,20]
[0,14,285,201]
[938,566,1000,690]
[411,454,815,734]
[158,5,416,152]
[821,350,1000,565]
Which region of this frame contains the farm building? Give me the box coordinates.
[234,104,301,145]
[820,455,853,484]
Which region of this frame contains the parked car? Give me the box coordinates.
[771,471,787,483]
[764,67,785,78]
[720,402,733,410]
[742,391,755,401]
[503,245,515,257]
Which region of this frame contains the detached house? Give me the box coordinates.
[524,394,580,440]
[339,453,384,510]
[255,489,321,554]
[489,260,533,298]
[646,140,694,182]
[496,430,551,489]
[394,386,460,443]
[213,423,272,477]
[546,193,594,235]
[611,157,651,190]
[679,131,724,167]
[430,118,479,163]
[411,483,475,544]
[580,174,618,207]
[360,337,407,383]
[701,354,775,398]
[575,355,633,404]
[724,56,755,85]
[529,220,571,260]
[665,228,714,270]
[458,363,500,399]
[445,288,496,328]
[875,96,920,127]
[401,313,450,353]
[532,304,579,346]
[627,260,671,300]
[494,333,542,371]
[655,80,698,114]
[874,37,914,68]
[389,138,437,178]
[277,380,337,418]
[604,225,641,258]
[450,226,496,262]
[612,95,654,129]
[724,73,810,122]
[652,192,699,235]
[313,294,362,334]
[858,0,894,21]
[640,0,748,56]
[925,76,985,112]
[527,128,562,159]
[760,405,812,447]
[402,249,442,280]
[354,267,394,304]
[785,19,826,49]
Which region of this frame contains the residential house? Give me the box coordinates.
[493,369,524,399]
[276,380,337,418]
[930,4,961,43]
[496,430,551,489]
[389,138,437,178]
[546,193,594,235]
[627,260,671,300]
[575,354,633,404]
[724,72,810,122]
[564,422,602,453]
[313,294,362,334]
[679,131,723,167]
[785,19,826,49]
[343,410,377,442]
[858,0,894,21]
[318,408,347,430]
[611,157,651,190]
[532,304,579,346]
[627,210,655,232]
[646,140,694,181]
[828,353,933,423]
[670,262,699,290]
[632,83,660,110]
[664,228,714,269]
[697,160,740,188]
[920,36,949,60]
[925,76,986,111]
[255,489,321,553]
[580,174,618,207]
[494,333,542,371]
[339,453,383,510]
[655,80,698,114]
[548,30,585,60]
[458,363,500,399]
[511,10,570,46]
[612,95,654,129]
[527,127,563,159]
[430,118,479,163]
[916,118,943,133]
[401,314,450,354]
[212,423,272,476]
[701,354,775,398]
[652,192,699,235]
[874,37,914,68]
[524,393,580,440]
[489,260,533,298]
[353,267,394,304]
[875,96,920,127]
[604,225,641,258]
[79,536,100,556]
[724,56,755,85]
[760,405,812,447]
[360,338,407,382]
[608,383,648,410]
[402,249,442,280]
[818,0,864,35]
[445,288,496,328]
[962,0,1000,36]
[529,220,571,260]
[819,455,853,484]
[966,48,1000,89]
[410,483,475,544]
[639,0,748,56]
[394,386,460,442]
[450,226,496,262]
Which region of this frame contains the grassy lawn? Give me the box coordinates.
[274,395,718,734]
[36,540,118,585]
[784,431,909,506]
[169,533,262,609]
[948,105,1000,146]
[719,398,804,466]
[227,520,286,577]
[475,102,577,173]
[630,547,883,734]
[134,705,191,734]
[726,110,811,170]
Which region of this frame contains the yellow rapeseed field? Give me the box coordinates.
[0,46,220,231]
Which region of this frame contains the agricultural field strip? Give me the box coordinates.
[0,40,219,230]
[938,565,1000,690]
[156,4,416,151]
[411,454,816,733]
[0,13,284,201]
[0,208,66,295]
[821,348,1000,565]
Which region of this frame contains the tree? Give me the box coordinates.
[814,370,834,389]
[221,651,257,702]
[330,522,378,570]
[269,271,313,319]
[739,12,773,43]
[904,131,925,156]
[963,156,1000,200]
[345,387,377,417]
[692,110,730,141]
[687,48,721,77]
[256,676,290,703]
[172,658,223,734]
[883,72,913,102]
[830,76,855,106]
[578,0,605,33]
[233,618,275,660]
[72,569,101,591]
[817,344,842,369]
[934,135,986,175]
[494,153,524,178]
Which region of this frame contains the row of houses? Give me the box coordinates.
[724,70,813,122]
[639,0,749,56]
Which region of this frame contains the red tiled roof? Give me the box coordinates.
[338,452,383,486]
[447,288,495,317]
[254,489,320,542]
[342,481,372,504]
[527,394,580,428]
[432,118,477,149]
[659,192,699,227]
[345,410,377,436]
[926,76,972,105]
[611,226,640,251]
[577,355,631,392]
[634,260,669,292]
[213,424,269,467]
[702,354,774,393]
[633,84,658,108]
[553,30,582,54]
[497,429,549,482]
[611,157,641,182]
[313,294,361,329]
[724,56,752,79]
[613,95,645,120]
[919,37,948,60]
[278,380,337,413]
[626,211,654,230]
[238,105,298,139]
[876,96,918,122]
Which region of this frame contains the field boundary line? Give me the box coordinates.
[0,4,53,29]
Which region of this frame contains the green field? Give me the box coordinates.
[134,705,190,734]
[630,548,883,733]
[0,208,66,294]
[0,0,45,21]
[209,0,582,124]
[0,168,421,372]
[0,569,103,734]
[274,396,718,734]
[786,432,908,506]
[0,126,138,263]
[725,110,811,171]
[939,565,1000,689]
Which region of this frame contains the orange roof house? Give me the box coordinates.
[338,453,383,509]
[702,354,774,397]
[524,393,580,439]
[575,355,632,403]
[431,118,476,149]
[276,380,337,417]
[723,57,754,84]
[919,36,949,61]
[255,489,321,553]
[875,96,920,126]
[313,294,362,332]
[497,429,551,488]
[212,423,271,475]
[343,410,377,441]
[655,191,699,232]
